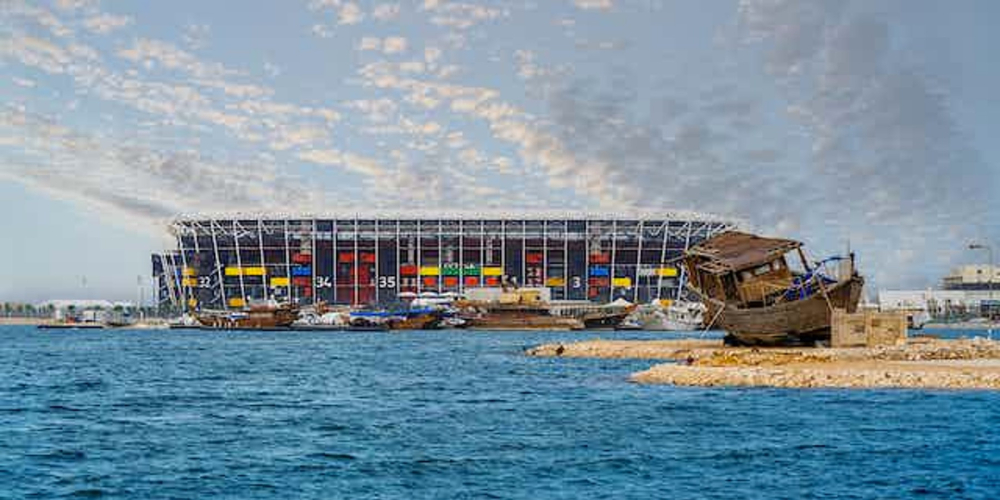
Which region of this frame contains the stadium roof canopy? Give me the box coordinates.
[171,208,742,225]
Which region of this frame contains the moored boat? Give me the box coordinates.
[195,302,300,329]
[456,289,584,330]
[683,231,864,346]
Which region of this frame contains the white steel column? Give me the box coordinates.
[459,219,464,295]
[416,220,422,294]
[438,219,443,293]
[542,220,548,289]
[233,221,247,305]
[634,220,644,303]
[521,220,526,288]
[501,221,506,287]
[656,221,671,300]
[395,220,401,298]
[176,226,191,312]
[209,219,228,309]
[610,219,618,300]
[332,220,338,304]
[584,219,590,299]
[563,219,569,299]
[676,221,694,300]
[311,219,317,304]
[283,220,292,304]
[353,216,359,305]
[257,219,268,301]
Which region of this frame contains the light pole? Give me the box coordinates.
[969,243,995,328]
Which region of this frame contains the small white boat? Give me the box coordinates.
[629,301,706,331]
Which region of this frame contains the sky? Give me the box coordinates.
[1,0,998,302]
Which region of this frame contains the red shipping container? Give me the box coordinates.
[292,253,312,264]
[464,276,480,286]
[526,253,543,264]
[590,253,610,264]
[400,264,418,276]
[292,276,311,286]
[589,277,609,287]
[360,253,376,263]
[485,277,500,286]
[422,277,438,287]
[339,252,354,263]
[444,277,459,286]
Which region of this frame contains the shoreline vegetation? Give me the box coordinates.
[527,337,1000,390]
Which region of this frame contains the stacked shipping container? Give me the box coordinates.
[154,213,735,311]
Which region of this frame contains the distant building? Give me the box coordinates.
[878,290,978,318]
[942,265,1000,291]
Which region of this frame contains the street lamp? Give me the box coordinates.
[969,243,995,323]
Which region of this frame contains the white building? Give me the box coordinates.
[878,289,997,318]
[943,265,1000,290]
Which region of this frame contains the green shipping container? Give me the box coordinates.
[442,265,462,276]
[462,265,481,276]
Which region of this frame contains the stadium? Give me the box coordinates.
[152,211,737,311]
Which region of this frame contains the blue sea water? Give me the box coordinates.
[1,325,998,499]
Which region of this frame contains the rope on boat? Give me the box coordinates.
[701,302,726,338]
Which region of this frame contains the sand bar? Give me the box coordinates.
[527,337,1000,390]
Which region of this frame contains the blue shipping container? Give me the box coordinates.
[291,266,312,276]
[589,266,609,277]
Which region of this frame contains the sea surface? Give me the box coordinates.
[1,325,998,499]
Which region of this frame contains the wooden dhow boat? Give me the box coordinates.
[683,231,864,346]
[195,302,300,330]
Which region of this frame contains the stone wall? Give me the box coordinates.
[831,308,907,347]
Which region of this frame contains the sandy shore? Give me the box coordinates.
[527,337,1000,390]
[0,317,47,325]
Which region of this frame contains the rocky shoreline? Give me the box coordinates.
[527,337,1000,390]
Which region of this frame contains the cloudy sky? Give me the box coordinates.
[1,0,998,302]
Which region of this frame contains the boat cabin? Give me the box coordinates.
[684,231,809,307]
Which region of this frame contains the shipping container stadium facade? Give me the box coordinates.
[153,212,737,311]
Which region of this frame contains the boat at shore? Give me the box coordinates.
[457,289,585,330]
[627,301,706,331]
[348,307,447,330]
[195,302,300,329]
[549,298,635,329]
[683,231,864,346]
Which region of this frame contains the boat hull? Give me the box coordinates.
[581,311,631,329]
[701,275,865,346]
[195,306,299,330]
[465,312,584,330]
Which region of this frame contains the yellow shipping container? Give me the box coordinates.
[182,277,198,287]
[545,277,566,287]
[271,277,290,287]
[656,267,678,277]
[658,299,673,308]
[225,266,267,276]
[482,267,503,276]
[419,266,440,276]
[182,267,196,276]
[229,297,246,308]
[612,277,632,287]
[187,298,198,307]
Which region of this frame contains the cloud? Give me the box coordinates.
[573,0,614,11]
[338,2,364,25]
[82,13,132,34]
[421,1,507,30]
[372,3,401,21]
[0,106,323,232]
[383,36,407,54]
